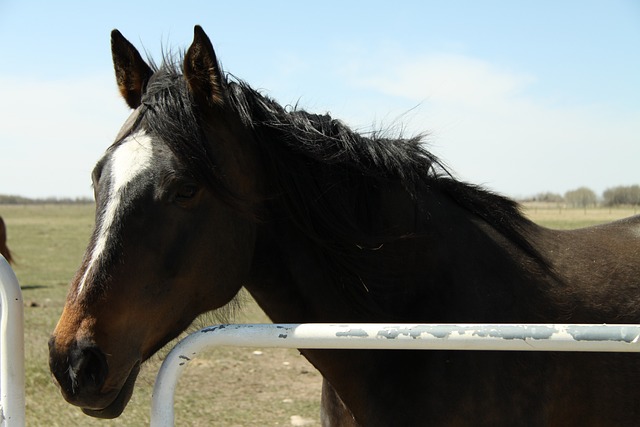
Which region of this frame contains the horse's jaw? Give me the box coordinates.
[80,361,141,419]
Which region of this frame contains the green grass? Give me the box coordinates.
[1,203,636,426]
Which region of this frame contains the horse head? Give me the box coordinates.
[48,26,259,418]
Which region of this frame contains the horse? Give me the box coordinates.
[0,215,13,264]
[49,26,640,426]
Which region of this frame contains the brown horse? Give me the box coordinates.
[49,26,640,426]
[0,215,13,264]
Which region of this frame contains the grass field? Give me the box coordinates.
[521,202,638,229]
[1,203,637,426]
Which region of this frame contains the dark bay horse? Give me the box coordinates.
[0,215,13,264]
[49,26,640,426]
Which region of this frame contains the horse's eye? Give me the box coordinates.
[175,183,199,202]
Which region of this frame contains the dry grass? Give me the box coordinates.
[1,203,636,426]
[521,202,637,229]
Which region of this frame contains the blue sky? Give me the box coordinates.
[1,1,638,198]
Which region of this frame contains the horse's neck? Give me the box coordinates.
[247,182,558,324]
[247,222,359,323]
[535,216,640,322]
[416,189,560,322]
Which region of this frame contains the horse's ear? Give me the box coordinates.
[111,29,153,109]
[184,25,225,106]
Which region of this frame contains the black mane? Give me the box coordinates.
[227,80,443,188]
[138,58,545,279]
[224,73,542,266]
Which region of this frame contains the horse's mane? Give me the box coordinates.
[223,79,541,263]
[225,80,440,240]
[227,81,442,189]
[139,58,546,293]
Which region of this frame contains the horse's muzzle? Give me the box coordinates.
[48,336,140,419]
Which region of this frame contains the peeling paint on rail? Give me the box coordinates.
[567,325,640,343]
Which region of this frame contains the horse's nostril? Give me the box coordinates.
[63,342,108,396]
[49,338,110,404]
[80,345,108,390]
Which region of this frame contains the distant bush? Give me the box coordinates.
[564,187,597,208]
[602,185,640,207]
[533,192,564,203]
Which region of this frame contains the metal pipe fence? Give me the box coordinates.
[150,322,640,426]
[0,256,24,427]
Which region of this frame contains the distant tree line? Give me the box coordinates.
[3,185,640,208]
[527,185,640,208]
[602,185,640,207]
[0,194,93,204]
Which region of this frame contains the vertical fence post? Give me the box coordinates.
[0,255,25,426]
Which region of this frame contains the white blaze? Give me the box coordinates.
[77,131,154,296]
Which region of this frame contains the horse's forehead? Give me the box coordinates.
[77,131,154,297]
[109,131,155,190]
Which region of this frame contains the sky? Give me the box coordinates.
[1,1,638,199]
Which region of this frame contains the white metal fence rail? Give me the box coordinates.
[0,255,24,427]
[150,322,640,426]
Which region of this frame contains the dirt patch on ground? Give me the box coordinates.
[172,346,323,426]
